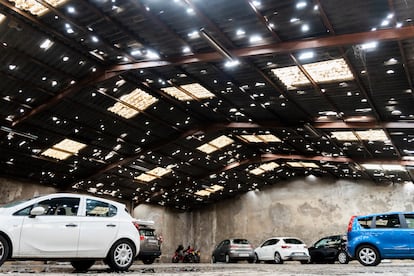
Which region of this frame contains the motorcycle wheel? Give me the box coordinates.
[172,256,179,263]
[184,254,194,263]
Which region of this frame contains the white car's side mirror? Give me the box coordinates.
[30,206,45,217]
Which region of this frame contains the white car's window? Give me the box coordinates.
[14,205,32,216]
[14,197,80,216]
[86,199,117,217]
[262,239,278,247]
[283,238,303,244]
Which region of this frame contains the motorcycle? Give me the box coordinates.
[172,245,200,263]
[185,246,201,263]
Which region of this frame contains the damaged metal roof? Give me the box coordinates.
[1,0,414,210]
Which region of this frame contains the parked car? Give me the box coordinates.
[136,220,161,264]
[211,238,255,263]
[308,235,349,264]
[347,211,414,266]
[0,193,141,272]
[254,237,310,264]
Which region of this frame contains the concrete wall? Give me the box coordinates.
[134,176,414,262]
[1,176,413,263]
[0,177,136,208]
[0,177,57,204]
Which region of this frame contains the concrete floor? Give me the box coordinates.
[1,260,414,275]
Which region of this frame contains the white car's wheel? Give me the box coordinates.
[106,240,135,271]
[70,260,95,272]
[0,236,9,267]
[274,252,283,264]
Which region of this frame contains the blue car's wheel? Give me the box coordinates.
[357,245,380,266]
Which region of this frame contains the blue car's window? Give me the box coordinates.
[375,214,400,228]
[358,217,373,228]
[404,214,414,228]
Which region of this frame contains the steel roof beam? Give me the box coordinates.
[108,26,414,72]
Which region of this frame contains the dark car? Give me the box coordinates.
[211,238,255,263]
[136,221,161,264]
[308,235,349,264]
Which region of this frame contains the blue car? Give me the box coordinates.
[347,212,414,266]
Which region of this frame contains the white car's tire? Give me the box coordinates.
[255,253,260,263]
[70,260,95,272]
[274,252,283,264]
[106,240,135,271]
[0,236,9,266]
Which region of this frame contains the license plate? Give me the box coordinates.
[293,252,304,255]
[239,253,249,257]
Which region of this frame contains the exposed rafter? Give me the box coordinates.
[108,26,414,72]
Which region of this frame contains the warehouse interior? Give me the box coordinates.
[1,0,414,262]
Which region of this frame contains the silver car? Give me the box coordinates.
[212,238,255,263]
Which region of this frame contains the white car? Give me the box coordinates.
[254,237,310,264]
[0,193,140,272]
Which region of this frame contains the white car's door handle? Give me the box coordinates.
[65,223,78,227]
[106,224,116,227]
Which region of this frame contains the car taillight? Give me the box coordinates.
[347,215,356,232]
[132,221,140,232]
[140,235,145,240]
[281,245,291,249]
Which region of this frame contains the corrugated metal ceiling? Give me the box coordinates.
[1,0,414,210]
